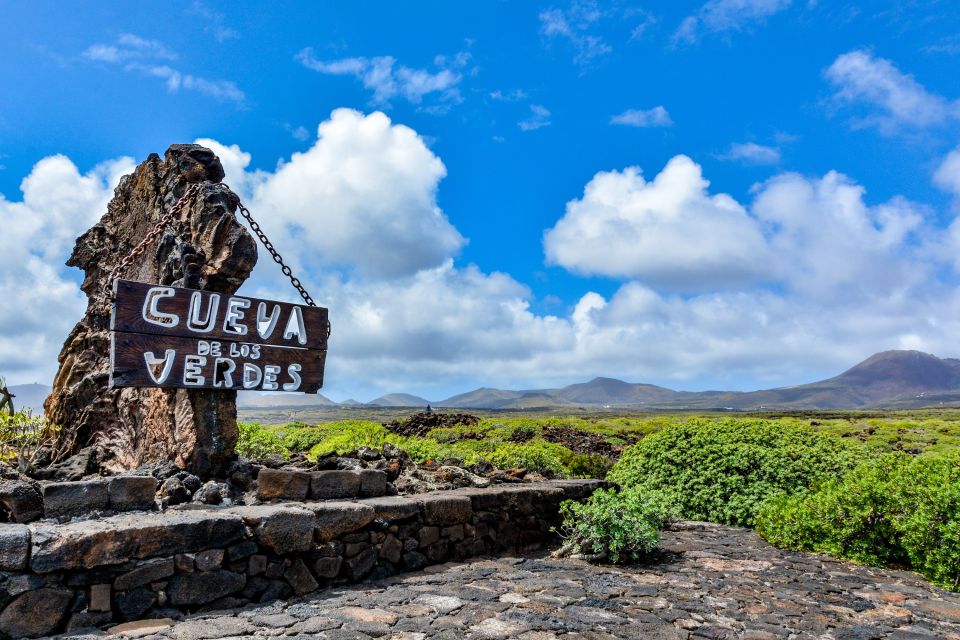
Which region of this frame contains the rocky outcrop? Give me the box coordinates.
[44,144,257,477]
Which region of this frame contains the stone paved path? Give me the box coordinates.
[58,522,960,640]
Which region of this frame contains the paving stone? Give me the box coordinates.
[107,618,175,638]
[109,475,158,511]
[43,480,110,518]
[256,468,310,500]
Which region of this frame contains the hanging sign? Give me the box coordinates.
[109,280,329,393]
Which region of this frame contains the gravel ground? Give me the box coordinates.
[56,521,960,640]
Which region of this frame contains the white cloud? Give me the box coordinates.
[610,106,672,128]
[0,154,134,383]
[490,89,528,102]
[539,3,613,66]
[719,142,781,164]
[296,48,465,107]
[206,109,463,279]
[825,49,959,131]
[544,156,771,290]
[675,0,791,43]
[83,34,245,104]
[934,147,960,199]
[519,104,552,131]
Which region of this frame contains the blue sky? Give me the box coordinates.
[2,1,960,402]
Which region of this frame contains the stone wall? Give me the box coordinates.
[0,480,603,638]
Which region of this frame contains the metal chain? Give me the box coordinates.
[103,182,202,298]
[103,182,320,322]
[235,202,316,308]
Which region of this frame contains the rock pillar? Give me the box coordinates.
[45,144,257,477]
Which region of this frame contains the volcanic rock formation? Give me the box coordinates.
[45,144,257,477]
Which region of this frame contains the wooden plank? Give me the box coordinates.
[110,333,326,393]
[111,279,329,350]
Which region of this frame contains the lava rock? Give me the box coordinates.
[192,481,224,505]
[256,468,310,500]
[0,587,73,638]
[0,523,30,570]
[43,480,110,518]
[167,570,246,605]
[160,477,190,507]
[0,479,44,523]
[109,475,158,511]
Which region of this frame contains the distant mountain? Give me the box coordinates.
[237,392,336,409]
[434,351,960,410]
[5,384,51,413]
[367,393,431,407]
[339,399,364,406]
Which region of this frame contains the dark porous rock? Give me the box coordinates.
[192,481,224,505]
[43,479,110,518]
[358,469,388,498]
[30,447,99,481]
[402,551,428,570]
[194,548,225,571]
[151,461,180,481]
[309,501,376,542]
[284,558,319,595]
[247,554,268,576]
[310,470,362,499]
[259,579,293,603]
[0,523,30,570]
[226,459,254,490]
[179,473,202,494]
[425,540,450,563]
[66,610,113,632]
[419,526,440,548]
[0,479,44,523]
[109,475,158,511]
[167,570,246,606]
[174,553,194,573]
[357,447,382,461]
[414,494,472,526]
[115,586,157,621]
[30,509,246,573]
[379,534,403,564]
[160,477,190,507]
[312,556,342,579]
[44,144,257,478]
[256,468,310,501]
[227,540,258,561]
[343,546,378,581]
[114,557,175,590]
[0,587,73,638]
[230,504,315,555]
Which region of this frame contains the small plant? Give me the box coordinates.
[555,487,673,563]
[0,409,62,472]
[237,421,289,459]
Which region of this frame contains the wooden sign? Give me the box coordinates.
[109,280,329,393]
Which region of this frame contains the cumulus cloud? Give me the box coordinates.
[296,48,466,108]
[934,147,960,200]
[675,0,791,44]
[83,33,245,104]
[825,49,959,132]
[0,154,134,382]
[519,105,552,131]
[205,109,463,279]
[718,142,781,164]
[610,106,672,128]
[544,156,771,289]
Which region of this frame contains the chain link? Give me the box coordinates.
[103,183,202,298]
[104,182,325,337]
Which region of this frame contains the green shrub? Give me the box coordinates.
[485,441,570,477]
[0,409,61,471]
[609,418,863,526]
[557,487,673,563]
[757,451,960,590]
[237,422,288,459]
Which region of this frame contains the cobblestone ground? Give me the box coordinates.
[59,522,960,640]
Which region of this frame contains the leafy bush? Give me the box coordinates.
[237,421,288,459]
[609,418,863,526]
[757,451,960,590]
[557,487,673,563]
[0,410,61,471]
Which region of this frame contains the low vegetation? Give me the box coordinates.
[134,410,960,590]
[0,409,62,471]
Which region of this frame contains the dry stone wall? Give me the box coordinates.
[0,480,604,638]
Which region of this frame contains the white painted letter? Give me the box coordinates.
[256,302,281,340]
[183,355,206,386]
[283,363,302,392]
[187,292,220,333]
[282,306,307,346]
[143,349,176,384]
[213,358,236,388]
[242,363,263,389]
[223,297,251,336]
[262,365,281,391]
[142,287,179,327]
